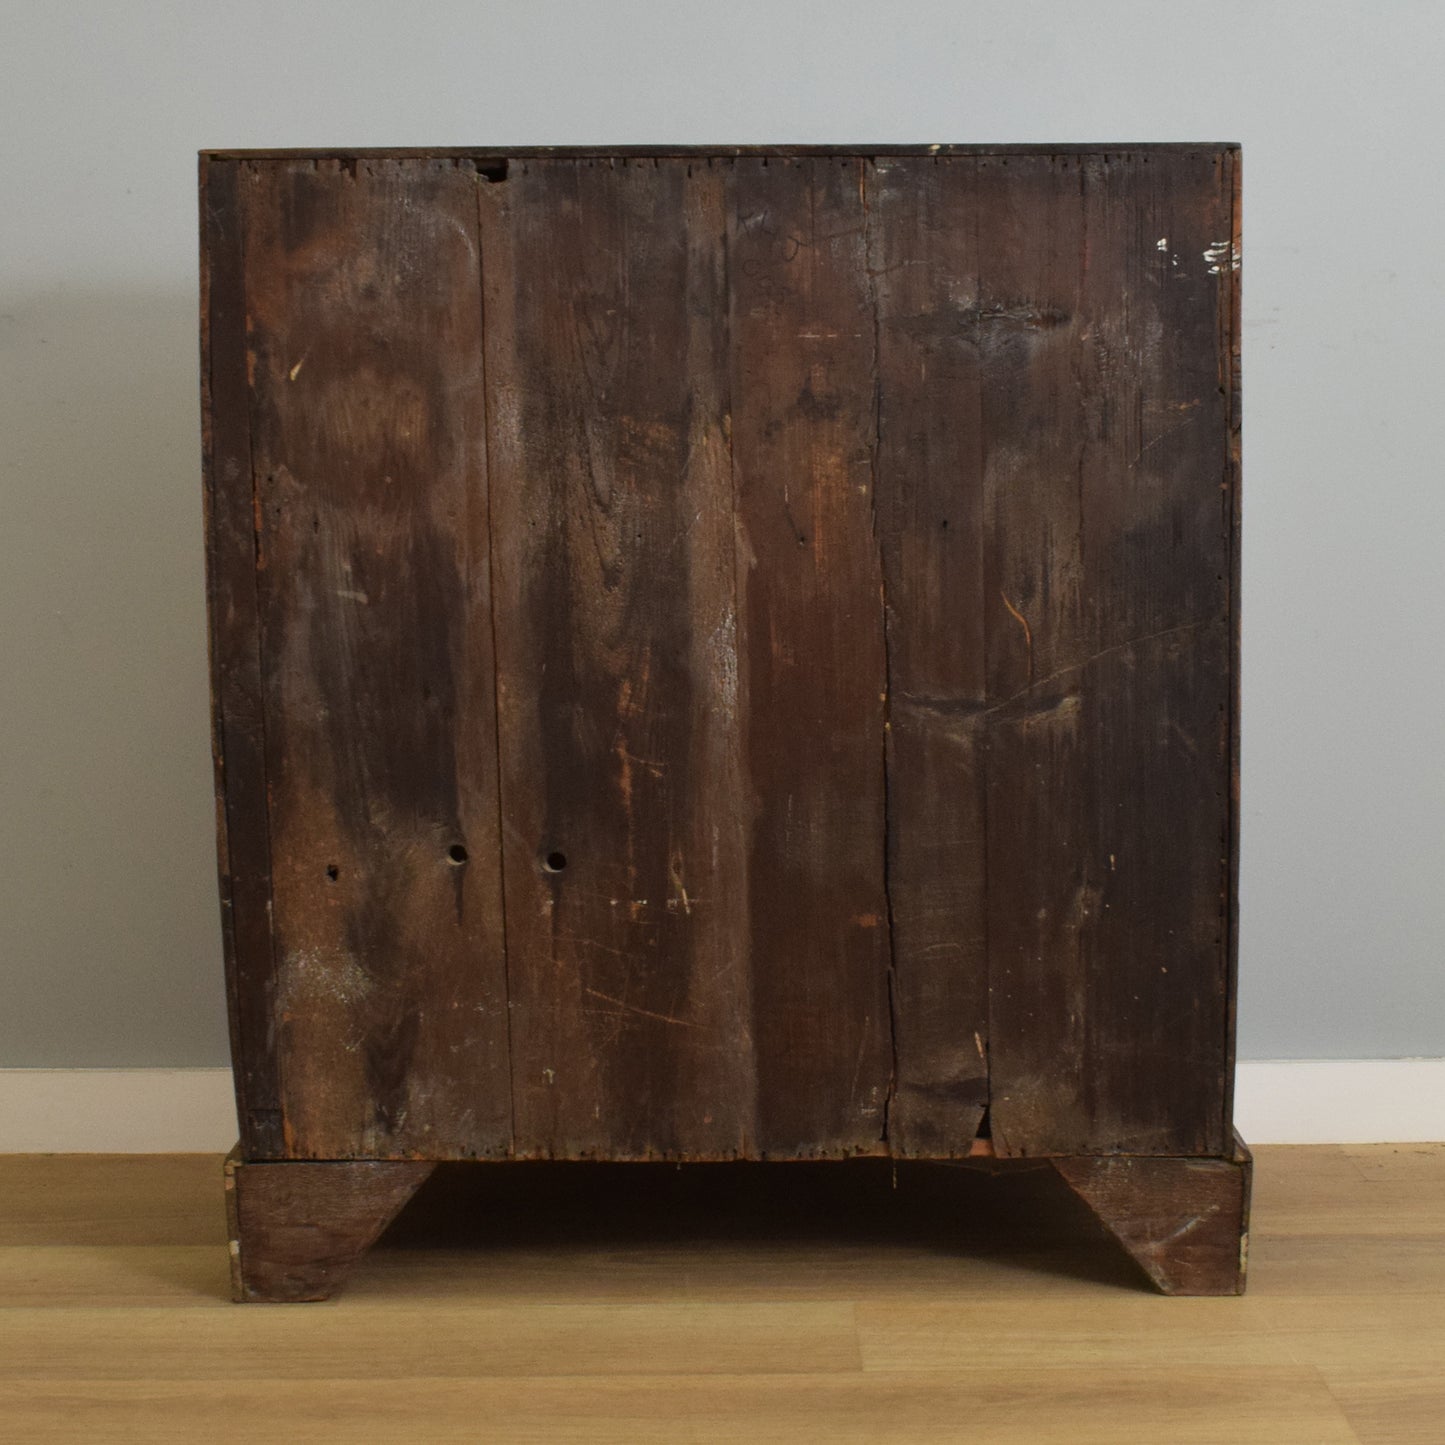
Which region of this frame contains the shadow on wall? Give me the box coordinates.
[0,287,231,1067]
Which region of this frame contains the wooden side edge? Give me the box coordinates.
[201,156,284,1157]
[1221,146,1244,1140]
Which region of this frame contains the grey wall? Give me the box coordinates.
[3,0,1440,1066]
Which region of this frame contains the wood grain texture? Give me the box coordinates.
[727,156,894,1155]
[205,146,1243,1179]
[1054,1136,1252,1295]
[979,151,1235,1158]
[867,155,990,1157]
[0,1372,1361,1445]
[225,1150,433,1302]
[238,158,511,1160]
[480,157,753,1159]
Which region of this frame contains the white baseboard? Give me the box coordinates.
[0,1061,1440,1152]
[1231,1059,1445,1146]
[0,1069,239,1153]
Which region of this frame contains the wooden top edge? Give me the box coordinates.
[200,142,1241,162]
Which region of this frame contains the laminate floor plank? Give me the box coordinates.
[0,1370,1358,1445]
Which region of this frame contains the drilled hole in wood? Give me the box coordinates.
[325,864,339,882]
[448,844,469,865]
[543,851,568,873]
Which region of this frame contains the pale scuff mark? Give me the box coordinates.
[616,736,632,818]
[617,743,665,781]
[1132,413,1201,467]
[708,610,739,713]
[989,619,1206,716]
[616,677,642,719]
[1149,1207,1217,1247]
[668,853,692,916]
[582,987,699,1029]
[288,354,307,382]
[276,947,373,1012]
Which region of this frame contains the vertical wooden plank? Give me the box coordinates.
[867,155,990,1157]
[482,157,754,1159]
[978,152,1095,1158]
[982,152,1234,1157]
[728,156,893,1156]
[240,157,511,1159]
[201,157,283,1158]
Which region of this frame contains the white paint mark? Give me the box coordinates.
[1156,237,1169,252]
[1204,240,1240,274]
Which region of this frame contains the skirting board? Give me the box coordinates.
[0,1061,1441,1152]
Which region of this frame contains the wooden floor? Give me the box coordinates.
[1,1146,1440,1442]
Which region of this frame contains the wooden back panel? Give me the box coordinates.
[202,146,1239,1162]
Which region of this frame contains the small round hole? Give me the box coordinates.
[325,864,339,882]
[447,844,469,865]
[543,850,568,873]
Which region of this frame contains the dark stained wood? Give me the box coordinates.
[727,156,894,1155]
[1053,1136,1252,1295]
[480,158,754,1159]
[867,156,989,1157]
[979,152,1235,1158]
[225,1148,434,1301]
[200,157,283,1158]
[207,148,1245,1277]
[238,157,511,1160]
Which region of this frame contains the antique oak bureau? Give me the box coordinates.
[202,144,1247,1301]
